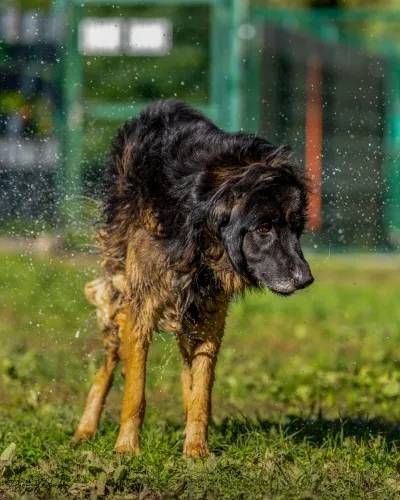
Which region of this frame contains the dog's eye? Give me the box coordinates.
[257,224,272,234]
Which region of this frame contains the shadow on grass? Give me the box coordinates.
[209,414,400,452]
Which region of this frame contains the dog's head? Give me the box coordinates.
[205,145,314,296]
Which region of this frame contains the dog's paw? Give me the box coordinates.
[71,428,96,445]
[114,442,140,455]
[183,423,209,458]
[114,432,140,455]
[183,440,209,459]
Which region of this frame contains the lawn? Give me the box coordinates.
[1,251,400,499]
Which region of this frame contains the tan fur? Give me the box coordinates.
[75,224,236,457]
[142,208,163,234]
[114,305,150,453]
[116,141,133,195]
[181,297,228,457]
[205,245,247,294]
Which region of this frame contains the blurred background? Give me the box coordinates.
[0,0,399,252]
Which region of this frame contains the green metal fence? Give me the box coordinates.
[2,4,399,251]
[244,8,400,250]
[53,0,245,224]
[54,4,399,250]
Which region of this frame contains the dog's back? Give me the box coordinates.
[104,99,218,222]
[101,100,214,269]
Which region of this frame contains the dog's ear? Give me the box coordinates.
[201,175,233,234]
[208,198,232,234]
[204,180,247,276]
[220,205,247,276]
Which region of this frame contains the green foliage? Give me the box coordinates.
[0,253,400,497]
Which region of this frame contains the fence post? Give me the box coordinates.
[210,1,228,129]
[385,58,400,248]
[52,0,67,227]
[242,16,261,135]
[226,0,247,131]
[63,2,84,226]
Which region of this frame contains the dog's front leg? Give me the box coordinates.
[176,335,192,420]
[183,303,227,458]
[114,308,151,454]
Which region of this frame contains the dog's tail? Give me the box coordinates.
[85,272,127,331]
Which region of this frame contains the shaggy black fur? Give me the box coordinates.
[103,99,313,296]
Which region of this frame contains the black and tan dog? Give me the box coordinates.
[73,99,314,458]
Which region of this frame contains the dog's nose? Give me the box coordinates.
[295,273,314,290]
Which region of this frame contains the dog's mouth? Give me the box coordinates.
[269,287,297,297]
[265,281,297,297]
[270,288,296,297]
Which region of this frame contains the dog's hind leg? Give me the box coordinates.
[113,305,153,454]
[72,327,119,443]
[182,299,228,458]
[73,275,124,443]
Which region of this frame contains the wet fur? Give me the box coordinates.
[73,100,308,457]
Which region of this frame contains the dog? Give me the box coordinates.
[73,99,314,458]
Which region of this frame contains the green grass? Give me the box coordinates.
[1,251,400,498]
